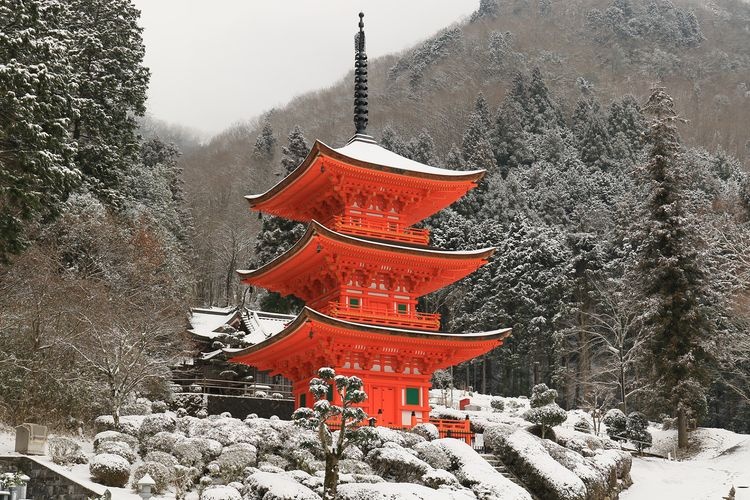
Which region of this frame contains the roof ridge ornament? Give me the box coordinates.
[353,12,371,140]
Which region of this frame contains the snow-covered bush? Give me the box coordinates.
[94,430,139,451]
[272,392,284,399]
[144,450,178,468]
[254,391,268,398]
[216,443,258,483]
[491,430,586,500]
[175,437,223,466]
[89,453,131,487]
[523,384,567,439]
[351,426,383,454]
[173,464,200,500]
[573,417,592,434]
[140,412,177,439]
[366,443,431,482]
[491,398,505,412]
[131,461,171,494]
[433,438,532,499]
[201,484,242,500]
[196,409,208,418]
[339,458,373,475]
[603,409,627,441]
[662,416,676,430]
[220,412,232,418]
[338,481,474,499]
[121,398,152,416]
[259,454,290,471]
[413,441,451,470]
[421,468,459,488]
[431,407,465,420]
[412,423,439,441]
[171,393,205,416]
[48,436,87,465]
[399,430,426,448]
[189,416,257,446]
[483,423,516,453]
[626,412,652,453]
[244,471,318,500]
[94,415,143,435]
[145,431,183,454]
[151,400,169,413]
[96,440,137,464]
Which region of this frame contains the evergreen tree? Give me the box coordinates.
[626,411,652,453]
[526,67,563,134]
[66,0,150,204]
[573,95,613,170]
[253,120,277,160]
[607,95,647,166]
[473,92,492,130]
[634,87,714,449]
[252,126,308,313]
[523,383,567,439]
[461,110,497,172]
[445,144,467,170]
[281,125,309,174]
[406,129,438,165]
[0,0,79,261]
[380,125,409,157]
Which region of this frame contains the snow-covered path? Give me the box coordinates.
[622,437,750,500]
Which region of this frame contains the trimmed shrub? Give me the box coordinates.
[201,485,242,500]
[366,443,431,482]
[140,413,177,439]
[603,409,627,441]
[523,384,567,440]
[412,423,439,441]
[89,453,131,487]
[97,440,137,464]
[491,398,505,412]
[574,417,593,434]
[421,468,459,488]
[121,398,152,416]
[626,412,652,453]
[151,400,168,413]
[131,461,171,494]
[48,436,87,465]
[144,450,178,469]
[145,431,183,454]
[94,430,139,451]
[245,471,318,500]
[216,443,257,483]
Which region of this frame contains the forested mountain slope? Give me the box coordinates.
[181,0,750,432]
[183,0,750,306]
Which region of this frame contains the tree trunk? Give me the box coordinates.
[323,453,339,500]
[677,408,688,449]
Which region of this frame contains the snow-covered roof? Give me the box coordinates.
[332,136,485,177]
[188,307,295,346]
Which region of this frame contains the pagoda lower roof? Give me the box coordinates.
[245,138,485,226]
[226,306,511,377]
[237,221,495,300]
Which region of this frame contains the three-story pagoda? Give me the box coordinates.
[229,13,510,427]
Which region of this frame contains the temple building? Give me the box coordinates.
[217,13,510,427]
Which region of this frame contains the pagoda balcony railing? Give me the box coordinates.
[327,215,430,245]
[325,301,441,331]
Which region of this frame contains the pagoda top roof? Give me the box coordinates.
[226,306,512,360]
[244,137,485,224]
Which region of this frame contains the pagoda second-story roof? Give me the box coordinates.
[226,306,511,378]
[237,221,496,301]
[245,138,486,226]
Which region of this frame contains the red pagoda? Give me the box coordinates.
[229,13,510,427]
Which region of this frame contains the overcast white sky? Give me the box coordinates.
[132,0,477,136]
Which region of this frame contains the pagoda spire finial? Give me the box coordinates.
[353,12,369,136]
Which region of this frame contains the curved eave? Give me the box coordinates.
[245,140,486,208]
[227,306,511,360]
[237,220,496,283]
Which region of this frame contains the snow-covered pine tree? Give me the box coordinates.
[253,120,277,161]
[0,0,79,262]
[626,411,652,453]
[406,129,438,165]
[380,125,409,157]
[526,67,563,135]
[444,144,467,170]
[607,95,647,167]
[292,367,367,500]
[523,383,567,439]
[66,0,149,205]
[634,87,714,449]
[251,126,308,313]
[573,95,613,170]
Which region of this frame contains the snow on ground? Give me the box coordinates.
[622,429,750,500]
